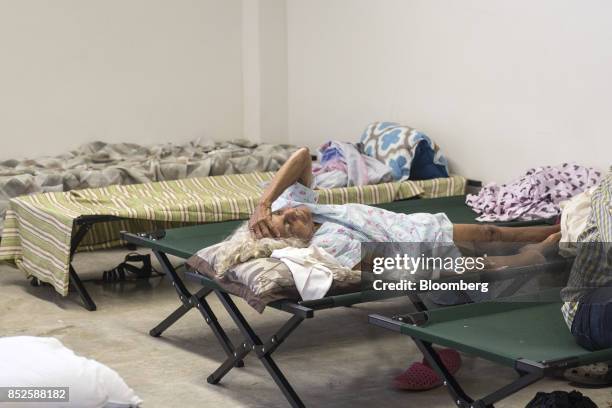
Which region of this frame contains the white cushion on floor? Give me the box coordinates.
[0,336,142,408]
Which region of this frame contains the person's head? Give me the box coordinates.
[270,205,315,241]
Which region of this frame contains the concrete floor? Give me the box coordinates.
[1,249,611,408]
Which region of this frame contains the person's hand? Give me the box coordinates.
[248,202,280,239]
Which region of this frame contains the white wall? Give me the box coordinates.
[0,0,243,160]
[287,0,612,182]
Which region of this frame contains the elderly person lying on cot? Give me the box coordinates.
[213,147,561,391]
[214,147,560,275]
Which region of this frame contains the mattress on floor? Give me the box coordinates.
[0,173,467,297]
[0,139,299,235]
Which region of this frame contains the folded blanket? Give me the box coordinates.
[466,164,602,222]
[360,122,449,181]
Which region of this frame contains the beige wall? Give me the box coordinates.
[0,0,243,159]
[242,0,262,142]
[259,0,288,145]
[287,0,612,182]
[3,0,611,183]
[241,0,289,144]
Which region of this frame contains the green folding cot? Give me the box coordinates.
[120,195,558,407]
[369,298,612,408]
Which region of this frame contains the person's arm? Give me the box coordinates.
[249,147,312,238]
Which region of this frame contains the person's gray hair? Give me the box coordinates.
[214,223,308,277]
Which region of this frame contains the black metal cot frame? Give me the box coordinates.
[368,313,580,408]
[24,214,568,406]
[366,260,576,408]
[121,230,406,408]
[30,214,122,311]
[120,229,571,408]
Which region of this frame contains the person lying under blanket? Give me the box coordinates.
[239,147,560,271]
[215,147,562,391]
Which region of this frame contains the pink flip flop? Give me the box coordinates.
[393,362,442,391]
[393,348,462,391]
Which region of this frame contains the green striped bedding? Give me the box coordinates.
[0,172,466,296]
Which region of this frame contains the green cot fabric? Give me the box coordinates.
[398,301,612,367]
[377,196,552,226]
[0,173,466,296]
[145,222,243,259]
[136,195,490,260]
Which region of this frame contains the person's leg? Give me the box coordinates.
[453,224,560,256]
[453,224,560,243]
[457,232,561,271]
[572,286,612,351]
[564,287,612,387]
[482,247,551,270]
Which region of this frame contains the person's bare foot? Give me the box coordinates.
[520,232,561,258]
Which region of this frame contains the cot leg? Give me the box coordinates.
[60,222,98,311]
[414,339,475,407]
[69,265,97,311]
[150,302,191,337]
[477,360,544,408]
[414,339,545,408]
[207,341,252,384]
[150,287,213,337]
[211,290,307,408]
[151,251,243,367]
[408,292,428,312]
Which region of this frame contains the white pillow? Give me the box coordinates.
[0,336,142,408]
